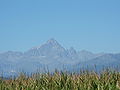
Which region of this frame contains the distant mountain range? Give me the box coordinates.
[0,39,120,76]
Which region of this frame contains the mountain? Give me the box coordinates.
[74,53,120,72]
[0,39,120,76]
[25,39,67,57]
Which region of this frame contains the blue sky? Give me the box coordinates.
[0,0,120,53]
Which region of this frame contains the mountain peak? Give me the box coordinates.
[69,47,76,52]
[45,38,63,48]
[30,38,64,51]
[68,47,77,55]
[26,38,66,57]
[46,38,59,45]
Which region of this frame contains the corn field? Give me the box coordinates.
[0,70,120,90]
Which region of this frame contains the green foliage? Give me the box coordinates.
[0,70,120,90]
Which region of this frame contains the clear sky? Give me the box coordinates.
[0,0,120,53]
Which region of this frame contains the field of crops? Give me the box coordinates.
[0,70,120,90]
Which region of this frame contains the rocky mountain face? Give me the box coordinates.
[0,39,120,76]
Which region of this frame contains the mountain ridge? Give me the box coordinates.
[0,38,120,76]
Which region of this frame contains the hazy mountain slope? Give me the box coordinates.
[74,53,120,72]
[0,39,120,76]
